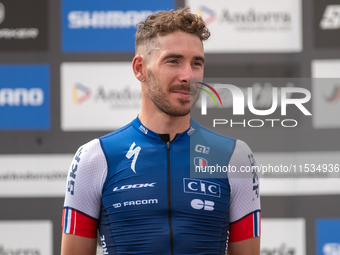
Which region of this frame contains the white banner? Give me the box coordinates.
[61,62,142,131]
[312,60,340,129]
[0,220,53,255]
[256,151,340,195]
[186,0,302,53]
[0,154,72,197]
[261,218,306,255]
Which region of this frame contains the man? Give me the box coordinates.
[61,7,261,255]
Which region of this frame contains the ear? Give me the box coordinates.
[132,55,146,82]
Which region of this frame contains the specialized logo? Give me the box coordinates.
[113,182,156,192]
[72,83,91,104]
[195,144,210,154]
[325,85,340,104]
[0,2,4,24]
[126,142,141,173]
[197,6,216,25]
[320,5,340,30]
[197,82,223,106]
[191,199,214,211]
[194,157,208,168]
[184,178,221,198]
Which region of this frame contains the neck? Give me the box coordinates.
[139,108,190,141]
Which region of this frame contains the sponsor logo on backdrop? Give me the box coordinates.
[0,0,47,50]
[0,221,52,255]
[186,0,302,53]
[320,5,340,30]
[315,1,340,48]
[0,65,50,130]
[61,62,142,131]
[0,3,4,24]
[0,154,71,197]
[62,0,174,52]
[197,6,216,25]
[311,60,340,129]
[317,219,340,255]
[261,219,306,255]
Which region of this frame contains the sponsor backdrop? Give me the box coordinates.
[0,0,339,254]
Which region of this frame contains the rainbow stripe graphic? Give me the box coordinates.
[197,82,223,106]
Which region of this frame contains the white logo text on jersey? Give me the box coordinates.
[320,5,340,30]
[126,142,141,173]
[191,199,214,211]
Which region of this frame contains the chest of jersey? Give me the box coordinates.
[98,128,232,255]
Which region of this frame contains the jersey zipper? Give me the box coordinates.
[166,140,174,255]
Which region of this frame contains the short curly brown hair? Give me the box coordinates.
[135,7,210,54]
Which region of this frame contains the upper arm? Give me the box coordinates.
[61,233,97,255]
[226,236,260,255]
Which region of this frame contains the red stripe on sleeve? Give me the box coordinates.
[74,210,98,238]
[229,211,261,242]
[61,208,98,239]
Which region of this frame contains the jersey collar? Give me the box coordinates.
[131,116,199,141]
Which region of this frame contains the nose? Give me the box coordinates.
[179,63,195,85]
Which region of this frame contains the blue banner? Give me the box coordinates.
[0,64,50,130]
[62,0,175,52]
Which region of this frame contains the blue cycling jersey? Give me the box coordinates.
[63,117,261,255]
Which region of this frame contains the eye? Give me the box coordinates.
[167,59,179,64]
[192,61,203,67]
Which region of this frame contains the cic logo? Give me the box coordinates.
[0,2,4,24]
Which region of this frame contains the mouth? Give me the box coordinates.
[172,90,191,100]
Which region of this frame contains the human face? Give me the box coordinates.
[145,31,204,117]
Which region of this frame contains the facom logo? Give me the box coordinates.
[0,88,44,106]
[320,5,340,30]
[68,10,153,29]
[0,2,5,24]
[325,85,340,104]
[73,83,91,104]
[197,6,216,25]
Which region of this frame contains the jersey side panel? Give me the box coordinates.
[228,139,261,242]
[62,138,108,238]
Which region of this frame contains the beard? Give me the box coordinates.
[146,69,200,117]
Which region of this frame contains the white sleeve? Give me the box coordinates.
[63,138,107,219]
[228,139,260,223]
